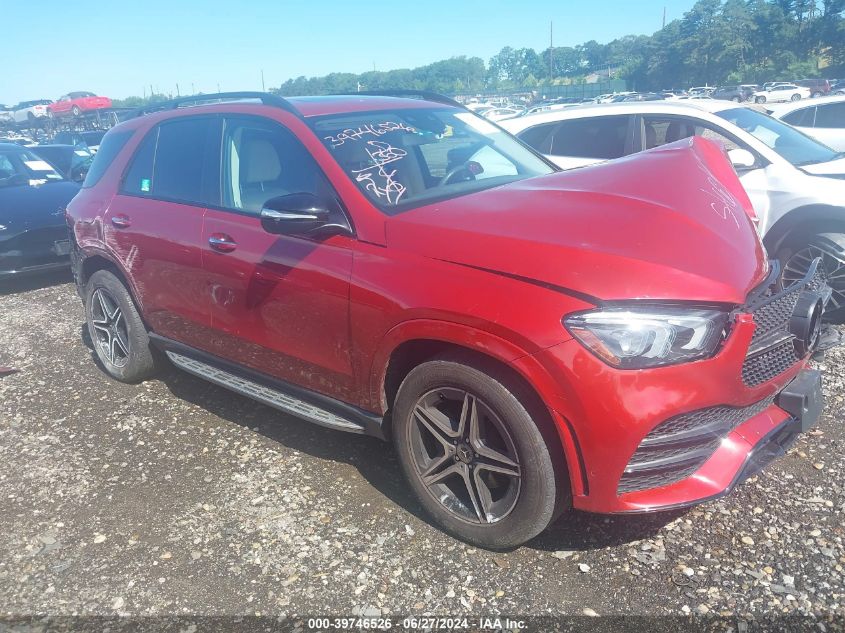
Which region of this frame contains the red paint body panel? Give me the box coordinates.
[66,97,813,518]
[201,210,357,399]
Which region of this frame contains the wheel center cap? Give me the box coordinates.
[456,443,473,464]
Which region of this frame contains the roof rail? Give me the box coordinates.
[339,90,466,109]
[129,91,300,118]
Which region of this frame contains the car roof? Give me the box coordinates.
[498,99,747,130]
[768,94,845,115]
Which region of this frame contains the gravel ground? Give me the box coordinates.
[0,273,843,628]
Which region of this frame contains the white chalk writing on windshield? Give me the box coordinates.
[351,140,408,205]
[325,121,417,147]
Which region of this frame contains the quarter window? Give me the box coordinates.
[121,128,158,196]
[81,129,134,188]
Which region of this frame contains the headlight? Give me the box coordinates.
[564,307,730,369]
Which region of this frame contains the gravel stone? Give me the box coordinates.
[0,274,843,618]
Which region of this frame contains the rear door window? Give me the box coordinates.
[516,122,558,153]
[782,107,816,128]
[549,116,631,159]
[814,103,845,129]
[152,117,216,204]
[119,117,219,205]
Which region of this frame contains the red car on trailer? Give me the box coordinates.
[48,92,112,118]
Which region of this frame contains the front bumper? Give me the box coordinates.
[533,262,832,514]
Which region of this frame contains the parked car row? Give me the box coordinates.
[2,91,839,550]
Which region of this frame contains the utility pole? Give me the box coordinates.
[176,83,180,96]
[191,82,195,95]
[150,84,154,97]
[261,69,265,91]
[217,82,221,93]
[549,21,554,84]
[662,6,666,28]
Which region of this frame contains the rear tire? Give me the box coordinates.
[85,269,158,382]
[755,96,766,104]
[72,105,81,117]
[791,94,802,101]
[392,354,563,549]
[777,231,845,324]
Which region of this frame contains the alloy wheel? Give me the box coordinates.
[783,244,845,312]
[90,288,130,367]
[407,388,521,524]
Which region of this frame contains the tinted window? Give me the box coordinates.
[151,117,214,204]
[121,128,158,196]
[517,123,557,153]
[222,117,336,215]
[550,116,630,159]
[82,129,134,188]
[814,103,845,129]
[782,107,816,127]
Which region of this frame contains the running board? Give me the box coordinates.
[165,350,381,437]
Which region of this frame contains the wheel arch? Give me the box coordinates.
[763,204,845,255]
[372,321,585,497]
[77,249,147,318]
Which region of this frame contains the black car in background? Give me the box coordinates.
[712,85,757,102]
[52,130,106,152]
[0,143,80,279]
[29,145,93,182]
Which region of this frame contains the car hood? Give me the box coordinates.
[0,180,80,234]
[386,137,767,305]
[801,155,845,177]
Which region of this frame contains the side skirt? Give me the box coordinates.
[149,334,386,440]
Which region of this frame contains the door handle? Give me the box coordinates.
[111,214,131,228]
[208,233,237,253]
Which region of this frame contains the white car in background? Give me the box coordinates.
[752,83,811,103]
[12,100,53,125]
[501,101,845,321]
[768,96,845,151]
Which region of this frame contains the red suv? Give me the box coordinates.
[67,91,831,549]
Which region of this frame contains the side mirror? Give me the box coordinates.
[260,192,351,237]
[728,148,756,170]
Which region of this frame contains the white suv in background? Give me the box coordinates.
[768,96,845,151]
[501,101,845,321]
[752,83,811,103]
[12,100,53,125]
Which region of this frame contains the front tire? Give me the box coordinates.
[755,96,766,104]
[85,269,157,382]
[72,105,81,117]
[392,355,561,549]
[778,232,845,324]
[791,94,802,101]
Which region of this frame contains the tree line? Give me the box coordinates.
[113,0,844,106]
[272,0,844,95]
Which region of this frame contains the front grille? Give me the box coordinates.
[618,396,776,494]
[740,261,827,387]
[742,341,799,386]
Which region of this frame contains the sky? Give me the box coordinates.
[1,0,697,105]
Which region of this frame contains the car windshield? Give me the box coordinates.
[0,149,65,187]
[310,107,554,213]
[717,107,840,166]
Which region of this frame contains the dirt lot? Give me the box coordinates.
[0,273,843,627]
